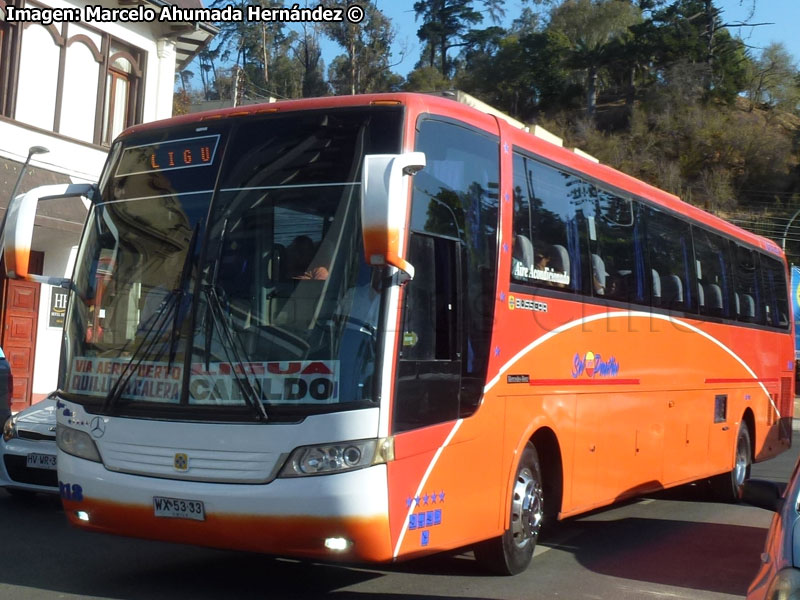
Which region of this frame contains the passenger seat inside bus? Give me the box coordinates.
[264,244,287,281]
[551,244,569,283]
[706,283,724,316]
[660,274,684,309]
[740,293,756,320]
[591,254,606,295]
[651,269,661,305]
[514,234,534,270]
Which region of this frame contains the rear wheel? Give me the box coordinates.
[475,443,543,575]
[711,423,751,502]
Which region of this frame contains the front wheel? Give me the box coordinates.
[474,443,543,575]
[711,423,751,502]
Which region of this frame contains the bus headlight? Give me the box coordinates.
[279,437,394,477]
[56,425,102,463]
[2,416,16,442]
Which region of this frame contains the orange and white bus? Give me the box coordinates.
[5,92,792,574]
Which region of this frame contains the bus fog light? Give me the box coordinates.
[75,510,90,522]
[57,425,102,463]
[324,537,351,551]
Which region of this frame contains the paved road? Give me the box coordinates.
[0,435,796,600]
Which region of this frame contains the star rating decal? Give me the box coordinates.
[406,491,446,509]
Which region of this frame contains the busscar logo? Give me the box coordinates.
[571,351,620,379]
[507,295,547,313]
[507,374,530,384]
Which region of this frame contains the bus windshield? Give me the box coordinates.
[62,107,403,420]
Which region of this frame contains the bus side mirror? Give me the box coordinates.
[3,183,96,282]
[360,152,425,280]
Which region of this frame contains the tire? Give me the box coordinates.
[711,423,751,503]
[475,443,543,575]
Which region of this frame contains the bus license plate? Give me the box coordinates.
[26,453,57,470]
[153,496,205,521]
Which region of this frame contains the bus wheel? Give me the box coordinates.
[711,423,751,502]
[475,443,543,575]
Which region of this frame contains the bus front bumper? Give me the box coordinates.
[58,451,393,562]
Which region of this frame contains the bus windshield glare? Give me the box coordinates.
[62,107,403,420]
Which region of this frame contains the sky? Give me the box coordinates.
[366,0,800,79]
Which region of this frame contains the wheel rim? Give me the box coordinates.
[733,433,750,487]
[510,467,543,548]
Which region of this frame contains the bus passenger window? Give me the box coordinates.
[733,244,764,325]
[645,207,695,313]
[760,255,789,329]
[587,189,644,304]
[693,228,733,319]
[511,153,590,293]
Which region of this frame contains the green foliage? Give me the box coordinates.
[404,66,451,92]
[546,0,642,115]
[413,0,497,77]
[548,74,795,211]
[182,0,800,213]
[456,29,574,118]
[745,43,800,112]
[324,1,396,95]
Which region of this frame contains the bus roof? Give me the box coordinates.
[120,92,784,260]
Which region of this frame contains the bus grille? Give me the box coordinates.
[780,377,793,417]
[100,441,282,484]
[779,376,793,442]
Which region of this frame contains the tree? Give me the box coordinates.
[547,0,641,117]
[413,0,495,78]
[646,0,749,103]
[745,43,800,112]
[324,1,397,94]
[205,0,300,101]
[294,22,329,98]
[456,28,573,120]
[403,66,451,92]
[197,46,221,100]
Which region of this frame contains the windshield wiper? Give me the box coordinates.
[203,284,269,422]
[167,224,200,368]
[103,291,179,412]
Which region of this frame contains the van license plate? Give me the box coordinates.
[153,496,205,521]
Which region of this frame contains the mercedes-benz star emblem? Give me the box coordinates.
[90,416,106,438]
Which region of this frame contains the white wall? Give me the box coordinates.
[0,120,107,184]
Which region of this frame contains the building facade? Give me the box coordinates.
[0,0,215,410]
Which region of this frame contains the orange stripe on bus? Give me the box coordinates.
[705,378,780,384]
